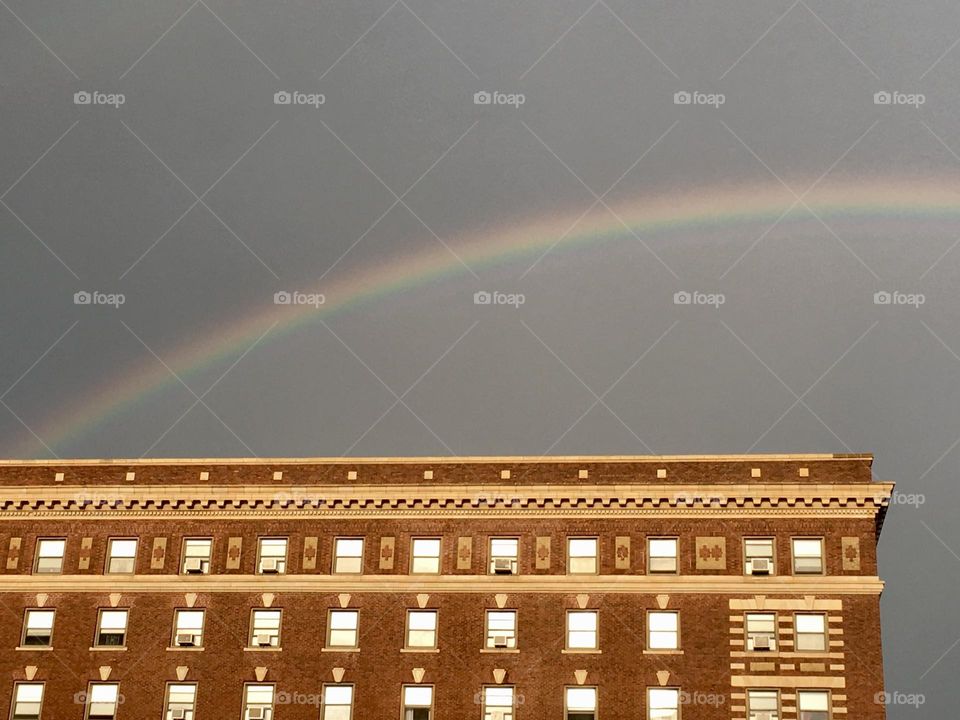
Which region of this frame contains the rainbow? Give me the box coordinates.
[9,177,960,457]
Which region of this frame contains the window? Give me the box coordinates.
[411,538,441,574]
[795,614,827,652]
[747,689,780,720]
[33,539,65,575]
[249,609,282,648]
[566,610,598,650]
[164,683,197,720]
[10,683,43,720]
[402,685,433,720]
[648,538,678,574]
[321,685,353,720]
[565,687,597,720]
[489,538,519,574]
[333,538,364,574]
[326,610,359,648]
[798,690,830,720]
[744,538,775,575]
[647,611,679,650]
[105,539,137,574]
[482,687,514,720]
[84,683,119,720]
[745,613,776,651]
[567,538,598,574]
[647,688,679,720]
[792,538,824,574]
[242,684,274,720]
[257,538,287,574]
[181,538,212,574]
[173,609,205,647]
[21,609,55,647]
[406,610,438,649]
[94,610,128,647]
[485,610,517,649]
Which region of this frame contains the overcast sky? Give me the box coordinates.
[2,1,960,714]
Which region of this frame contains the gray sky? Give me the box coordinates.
[2,1,960,714]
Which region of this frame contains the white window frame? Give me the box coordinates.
[485,610,517,649]
[797,690,831,720]
[173,609,206,648]
[794,613,828,652]
[326,609,359,649]
[747,689,780,720]
[84,682,120,720]
[405,610,438,649]
[565,686,597,719]
[33,538,65,575]
[320,684,354,720]
[647,610,679,650]
[105,538,137,575]
[94,609,128,648]
[481,686,515,720]
[257,538,288,574]
[242,683,275,720]
[10,682,44,720]
[333,538,364,574]
[181,538,212,574]
[791,538,824,575]
[745,612,777,651]
[164,683,197,720]
[401,685,434,720]
[21,609,55,648]
[744,537,776,575]
[647,537,678,574]
[647,687,679,720]
[249,609,282,648]
[567,538,598,575]
[489,538,519,574]
[566,610,598,650]
[410,538,441,574]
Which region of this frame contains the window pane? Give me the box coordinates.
[566,687,596,711]
[403,686,433,706]
[796,614,825,633]
[491,539,518,557]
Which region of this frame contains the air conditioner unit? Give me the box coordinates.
[247,708,266,720]
[176,634,198,647]
[752,634,773,650]
[493,558,514,574]
[493,635,509,648]
[750,558,771,574]
[256,634,274,647]
[260,559,279,573]
[183,558,204,573]
[752,713,773,720]
[171,709,187,720]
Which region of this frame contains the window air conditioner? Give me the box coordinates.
[256,634,274,647]
[493,635,509,648]
[493,558,514,574]
[750,558,771,574]
[184,558,204,573]
[176,633,198,647]
[260,558,279,573]
[247,708,266,720]
[752,634,772,651]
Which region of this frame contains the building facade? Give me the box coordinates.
[0,454,892,719]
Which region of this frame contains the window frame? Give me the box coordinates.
[794,612,828,653]
[646,687,680,720]
[248,608,283,649]
[94,608,129,648]
[567,537,599,575]
[405,609,439,650]
[409,538,442,575]
[481,686,515,720]
[20,608,55,648]
[172,608,206,648]
[400,684,434,720]
[105,538,138,575]
[646,537,679,574]
[796,689,831,720]
[646,610,680,650]
[9,681,44,720]
[566,609,599,651]
[332,537,365,575]
[489,537,520,575]
[256,537,288,575]
[320,683,354,720]
[84,682,120,720]
[746,688,780,720]
[791,537,825,575]
[32,538,66,575]
[241,683,275,720]
[484,609,518,650]
[180,538,213,575]
[164,682,198,720]
[564,685,598,720]
[743,537,776,576]
[326,609,360,649]
[744,612,777,652]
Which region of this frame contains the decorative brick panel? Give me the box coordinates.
[696,536,726,570]
[150,537,167,569]
[6,537,21,570]
[226,537,242,570]
[302,536,318,570]
[842,537,861,571]
[615,536,631,569]
[379,537,395,570]
[536,536,551,569]
[456,537,472,570]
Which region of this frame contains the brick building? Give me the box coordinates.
[0,454,892,719]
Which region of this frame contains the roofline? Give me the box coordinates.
[0,453,874,466]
